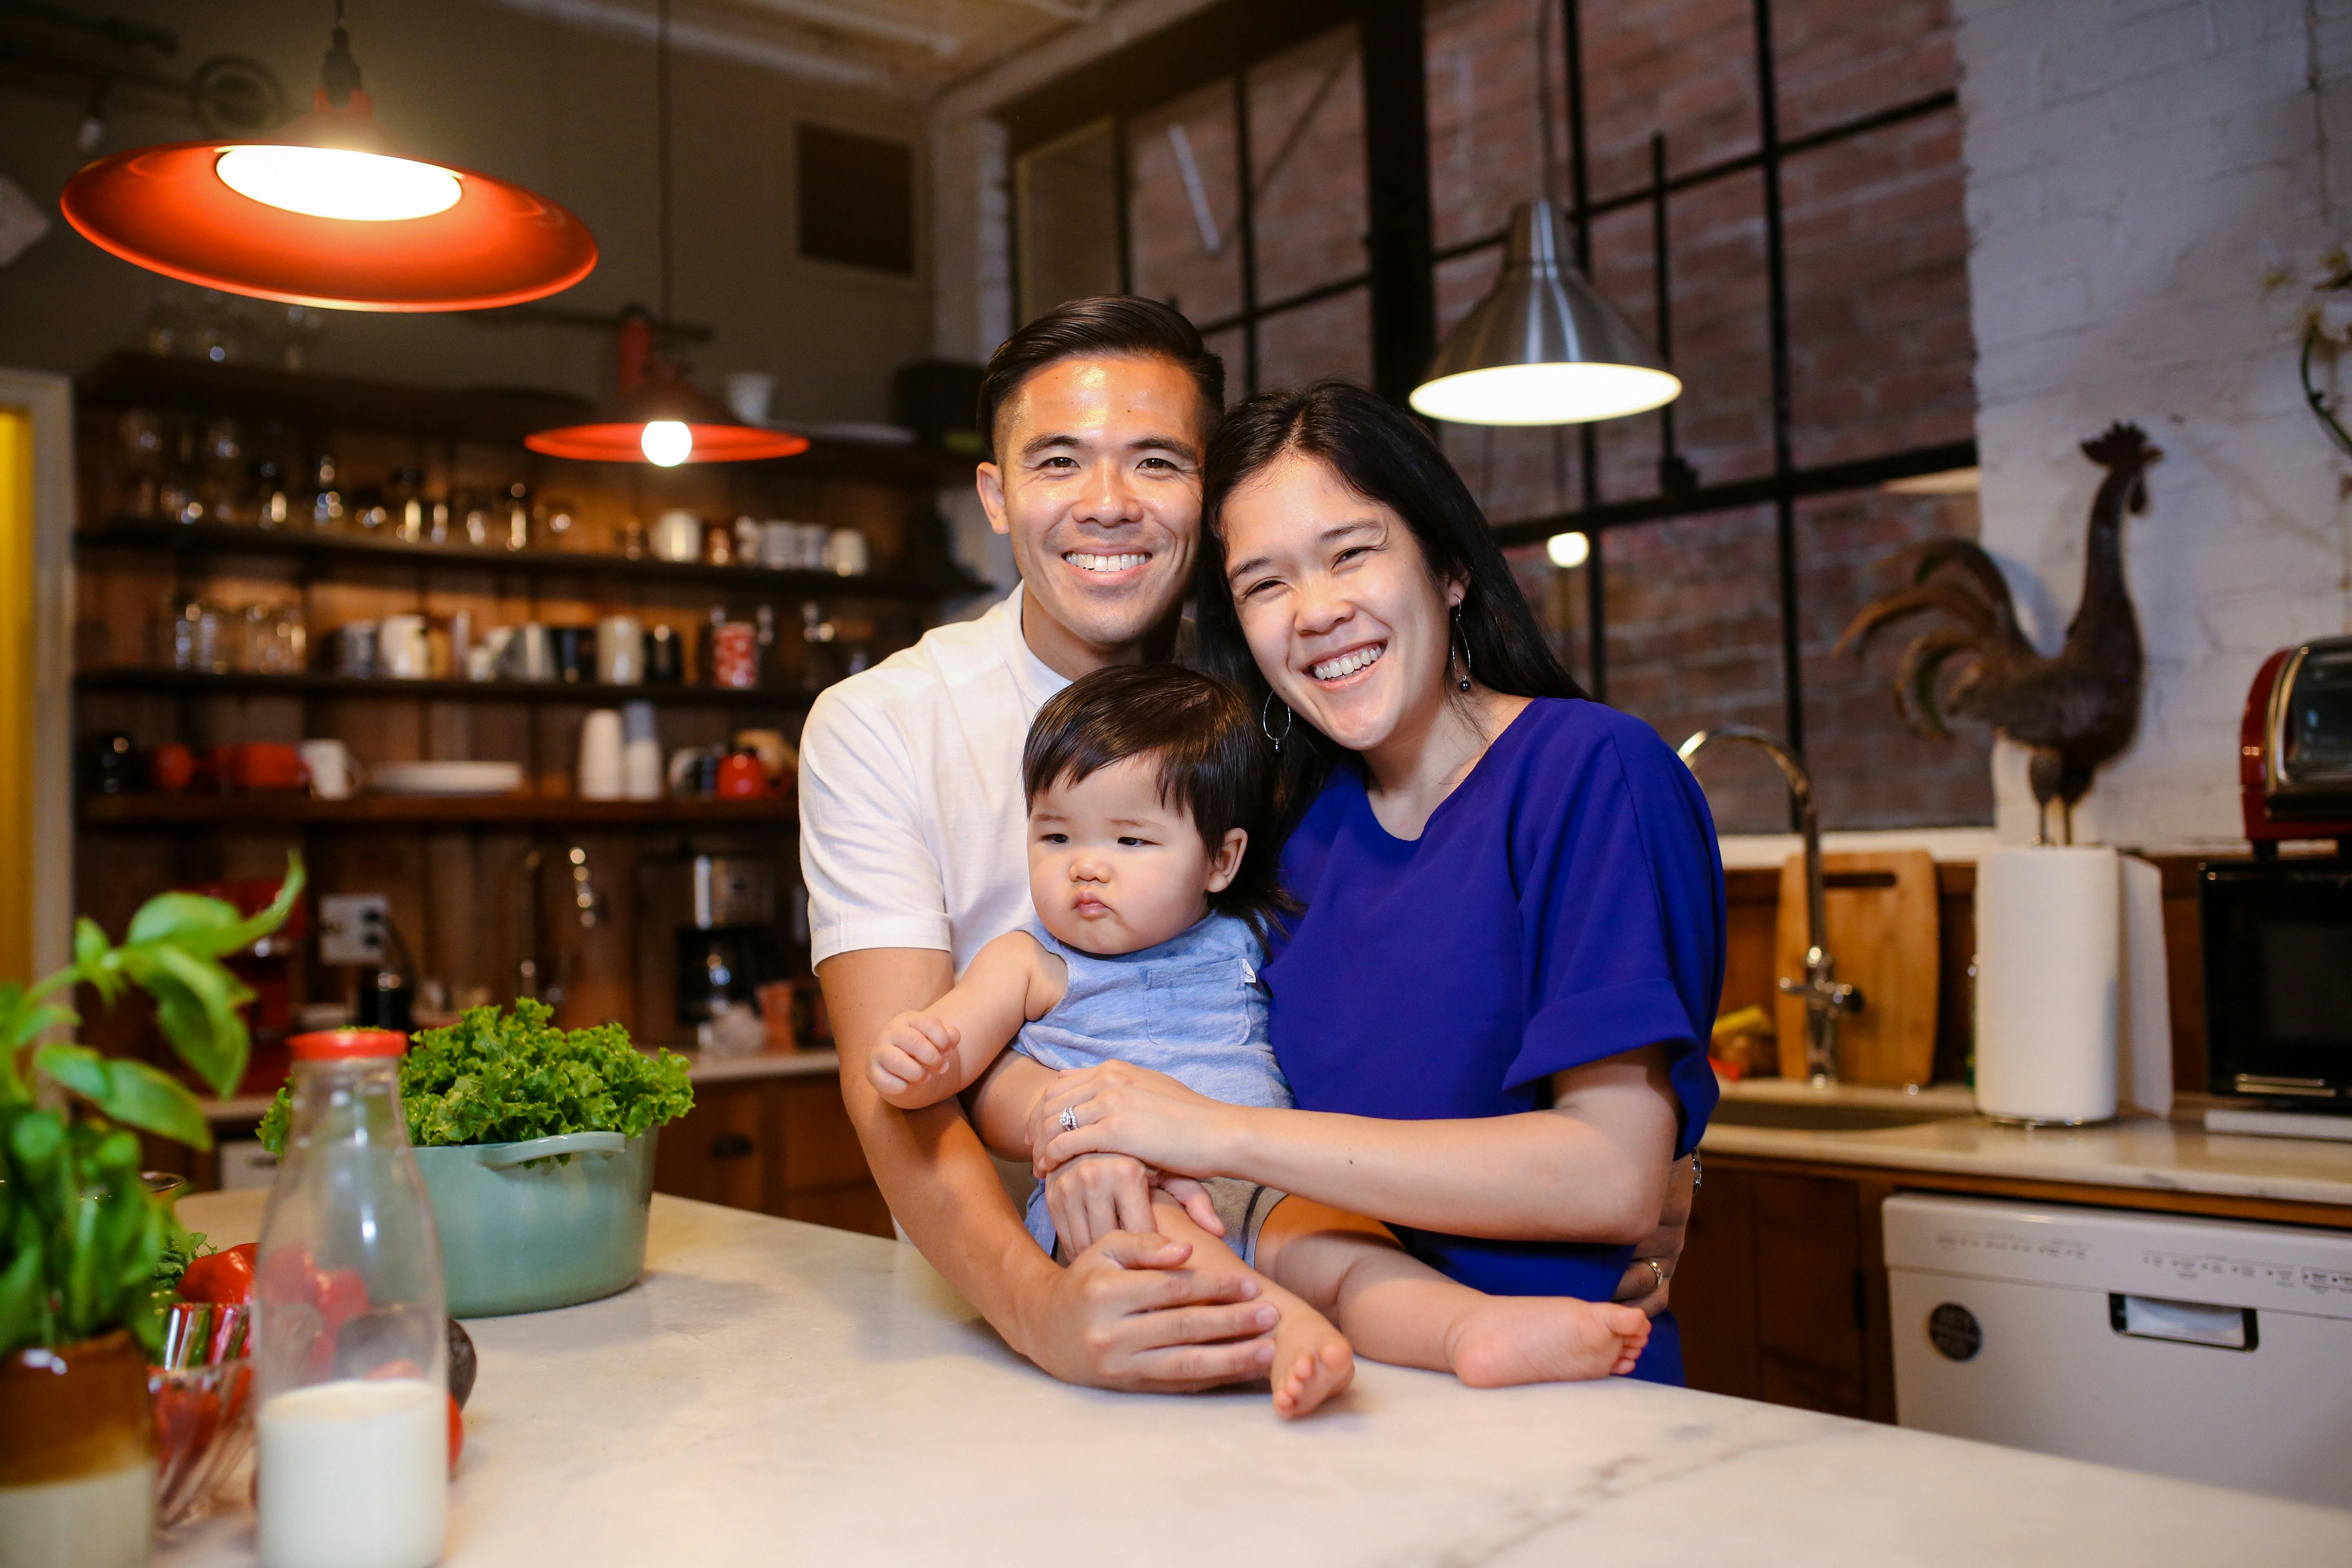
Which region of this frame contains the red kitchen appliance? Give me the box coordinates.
[2238,635,2352,856]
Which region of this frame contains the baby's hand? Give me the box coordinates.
[867,1011,962,1107]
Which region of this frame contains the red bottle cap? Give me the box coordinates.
[288,1028,408,1061]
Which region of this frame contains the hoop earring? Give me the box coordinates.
[1260,690,1294,755]
[1452,606,1473,693]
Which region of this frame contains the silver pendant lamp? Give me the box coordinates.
[1409,5,1680,426]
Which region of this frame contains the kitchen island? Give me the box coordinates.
[160,1190,2350,1566]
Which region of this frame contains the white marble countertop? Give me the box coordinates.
[1702,1080,2352,1209]
[159,1189,2352,1566]
[197,1049,839,1124]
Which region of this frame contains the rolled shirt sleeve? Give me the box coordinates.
[1502,716,1726,1156]
[797,686,952,964]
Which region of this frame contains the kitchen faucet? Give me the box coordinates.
[1677,726,1863,1086]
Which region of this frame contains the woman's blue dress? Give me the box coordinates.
[1265,697,1724,1385]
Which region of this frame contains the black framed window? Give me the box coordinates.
[999,0,1988,830]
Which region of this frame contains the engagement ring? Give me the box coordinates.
[1058,1106,1078,1134]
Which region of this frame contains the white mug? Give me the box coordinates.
[379,614,430,679]
[621,703,662,800]
[822,527,869,577]
[795,522,829,570]
[298,739,363,800]
[577,709,626,801]
[651,509,703,564]
[501,622,553,682]
[596,615,644,685]
[760,519,796,570]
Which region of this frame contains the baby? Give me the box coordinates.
[866,664,1649,1417]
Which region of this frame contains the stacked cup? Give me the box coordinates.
[577,710,625,801]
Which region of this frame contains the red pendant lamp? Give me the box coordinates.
[525,312,808,465]
[60,5,595,312]
[524,0,803,466]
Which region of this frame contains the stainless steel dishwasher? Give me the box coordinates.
[1884,1193,2352,1508]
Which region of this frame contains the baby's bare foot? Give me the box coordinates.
[1270,1311,1355,1419]
[1448,1297,1651,1388]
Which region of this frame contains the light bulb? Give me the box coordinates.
[640,421,693,466]
[1546,531,1591,570]
[1410,363,1681,427]
[215,146,463,221]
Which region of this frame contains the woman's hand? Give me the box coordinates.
[1042,1153,1227,1256]
[1612,1154,1695,1314]
[1029,1062,1242,1178]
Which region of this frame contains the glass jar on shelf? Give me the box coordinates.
[305,453,344,530]
[798,601,837,694]
[154,593,227,673]
[251,457,291,528]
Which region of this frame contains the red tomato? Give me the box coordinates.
[150,1381,221,1469]
[258,1244,318,1306]
[178,1243,258,1306]
[447,1393,464,1475]
[314,1269,368,1332]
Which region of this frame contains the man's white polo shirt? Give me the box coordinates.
[799,585,1067,975]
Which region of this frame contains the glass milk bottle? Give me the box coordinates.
[255,1029,448,1568]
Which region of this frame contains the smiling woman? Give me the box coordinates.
[1024,379,1725,1386]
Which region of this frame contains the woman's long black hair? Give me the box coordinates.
[1193,379,1588,818]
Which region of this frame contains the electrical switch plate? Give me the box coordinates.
[318,894,390,965]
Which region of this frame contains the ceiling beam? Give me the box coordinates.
[475,0,895,88]
[726,0,963,58]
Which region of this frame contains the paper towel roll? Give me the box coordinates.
[1976,846,2120,1124]
[2117,854,2173,1116]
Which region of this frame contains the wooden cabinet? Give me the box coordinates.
[650,1072,891,1237]
[1678,1163,1873,1418]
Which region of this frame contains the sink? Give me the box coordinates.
[1709,1099,1967,1133]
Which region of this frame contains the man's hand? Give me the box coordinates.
[1613,1154,1695,1314]
[1019,1230,1278,1392]
[867,1010,963,1107]
[823,948,1273,1394]
[1043,1153,1225,1256]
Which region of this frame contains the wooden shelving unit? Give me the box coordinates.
[80,793,796,829]
[70,352,977,1058]
[76,517,986,601]
[76,352,980,487]
[77,668,820,709]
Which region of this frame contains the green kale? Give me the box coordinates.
[257,1000,693,1154]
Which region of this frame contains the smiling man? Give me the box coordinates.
[798,298,1286,1391]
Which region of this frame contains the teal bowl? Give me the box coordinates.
[413,1129,658,1318]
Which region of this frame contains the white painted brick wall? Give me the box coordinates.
[1958,0,2352,850]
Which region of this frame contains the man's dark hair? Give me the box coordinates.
[1194,378,1588,819]
[1021,665,1286,932]
[978,296,1225,459]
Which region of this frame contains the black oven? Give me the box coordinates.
[2201,858,2352,1107]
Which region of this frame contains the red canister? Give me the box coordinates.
[715,751,769,798]
[711,621,760,689]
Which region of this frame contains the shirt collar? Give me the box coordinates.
[994,582,1069,709]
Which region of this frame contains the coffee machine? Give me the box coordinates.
[635,854,782,1047]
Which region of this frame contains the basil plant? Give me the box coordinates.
[0,856,303,1355]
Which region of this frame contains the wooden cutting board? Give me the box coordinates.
[1772,850,1940,1087]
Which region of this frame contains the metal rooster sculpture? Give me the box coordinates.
[1835,423,2159,844]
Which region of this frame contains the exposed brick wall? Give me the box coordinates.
[1425,0,1987,829]
[1958,0,2352,850]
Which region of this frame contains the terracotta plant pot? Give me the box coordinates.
[0,1330,157,1568]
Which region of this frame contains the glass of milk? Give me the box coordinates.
[255,1028,448,1568]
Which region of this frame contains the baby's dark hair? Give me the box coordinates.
[1022,665,1290,932]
